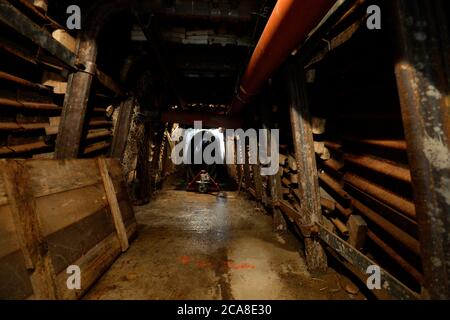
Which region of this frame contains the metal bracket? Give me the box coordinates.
[75,60,97,76]
[317,223,419,300]
[299,223,320,239]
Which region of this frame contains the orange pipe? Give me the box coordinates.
[230,0,336,113]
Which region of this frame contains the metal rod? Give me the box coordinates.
[367,230,424,285]
[318,224,419,300]
[345,153,412,183]
[344,173,416,220]
[392,0,450,299]
[352,198,420,256]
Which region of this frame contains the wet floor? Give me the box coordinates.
[85,190,365,300]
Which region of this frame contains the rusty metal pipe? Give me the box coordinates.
[352,199,420,256]
[345,153,412,184]
[367,230,424,285]
[344,172,416,220]
[229,0,336,113]
[318,171,351,203]
[343,136,408,151]
[0,97,61,110]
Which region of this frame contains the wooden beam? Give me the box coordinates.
[1,160,59,299]
[97,158,129,252]
[288,61,327,273]
[0,0,75,68]
[0,71,52,91]
[96,69,126,96]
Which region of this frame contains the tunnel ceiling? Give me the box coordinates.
[47,0,274,110]
[129,0,275,109]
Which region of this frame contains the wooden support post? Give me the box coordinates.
[1,161,59,299]
[288,61,327,274]
[111,98,135,160]
[160,134,170,178]
[97,158,129,252]
[271,167,287,233]
[259,93,284,225]
[392,0,450,299]
[149,127,165,196]
[243,144,252,190]
[236,163,243,187]
[55,36,97,159]
[235,138,243,189]
[252,163,264,203]
[135,120,151,203]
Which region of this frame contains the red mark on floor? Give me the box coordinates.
[180,255,191,265]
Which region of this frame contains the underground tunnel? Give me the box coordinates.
[0,0,449,302]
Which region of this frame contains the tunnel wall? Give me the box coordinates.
[232,0,449,297]
[304,2,422,289]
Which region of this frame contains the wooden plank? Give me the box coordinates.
[96,69,125,96]
[0,141,52,156]
[0,205,20,258]
[98,158,129,252]
[55,221,137,300]
[1,184,109,259]
[0,250,34,299]
[347,215,368,250]
[1,161,58,299]
[83,142,111,155]
[47,207,115,274]
[26,159,102,198]
[0,177,8,206]
[36,183,108,236]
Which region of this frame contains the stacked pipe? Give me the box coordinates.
[0,1,116,159]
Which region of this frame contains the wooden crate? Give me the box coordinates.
[0,158,137,300]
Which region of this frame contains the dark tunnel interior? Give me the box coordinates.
[0,0,449,302]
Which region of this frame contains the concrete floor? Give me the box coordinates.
[85,190,365,300]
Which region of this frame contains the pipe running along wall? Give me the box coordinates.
[229,0,337,114]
